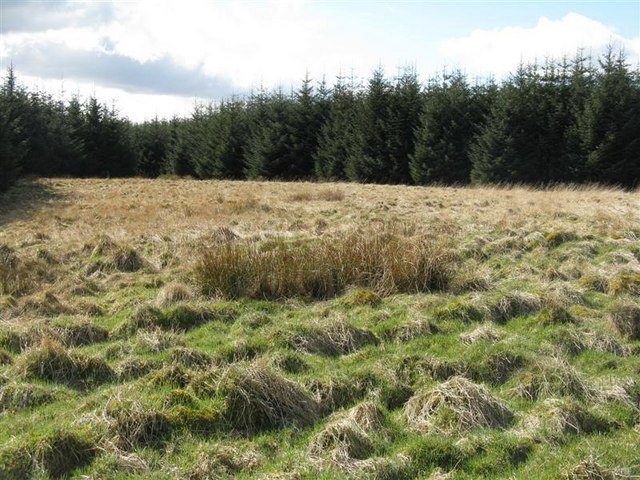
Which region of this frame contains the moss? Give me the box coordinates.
[168,405,220,435]
[340,287,383,307]
[545,230,578,248]
[537,305,576,326]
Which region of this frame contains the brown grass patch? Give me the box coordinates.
[195,229,455,300]
[404,376,513,434]
[609,301,640,340]
[156,282,193,307]
[217,362,319,434]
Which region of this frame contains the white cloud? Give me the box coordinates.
[439,13,640,77]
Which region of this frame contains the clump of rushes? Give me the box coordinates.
[217,361,319,434]
[609,301,640,340]
[18,338,113,388]
[194,229,456,300]
[404,376,513,434]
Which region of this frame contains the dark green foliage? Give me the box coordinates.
[1,50,639,188]
[411,71,489,184]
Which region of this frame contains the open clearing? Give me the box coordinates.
[1,178,639,479]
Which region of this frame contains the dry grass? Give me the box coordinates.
[510,357,595,401]
[18,338,113,388]
[286,317,378,356]
[609,301,640,340]
[216,361,320,434]
[195,229,456,300]
[404,376,513,434]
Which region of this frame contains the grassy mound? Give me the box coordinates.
[0,431,96,480]
[102,397,171,450]
[609,301,640,340]
[308,402,386,471]
[510,357,595,401]
[523,398,614,438]
[460,325,503,345]
[156,282,193,307]
[286,318,379,356]
[218,362,319,434]
[404,376,513,434]
[0,382,59,411]
[18,339,113,388]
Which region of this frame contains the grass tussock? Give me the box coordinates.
[102,396,171,450]
[510,357,595,401]
[609,301,640,340]
[567,456,629,480]
[116,303,221,336]
[404,376,513,434]
[195,229,456,300]
[217,362,319,434]
[308,402,385,471]
[0,244,35,296]
[156,281,193,307]
[607,271,640,296]
[286,318,378,356]
[0,382,59,411]
[190,444,264,479]
[460,325,503,345]
[19,338,113,388]
[482,291,541,323]
[523,398,614,438]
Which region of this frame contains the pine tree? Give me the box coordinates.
[347,67,393,182]
[581,49,640,187]
[314,75,364,180]
[410,71,484,184]
[0,66,26,190]
[388,67,423,183]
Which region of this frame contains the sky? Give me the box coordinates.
[1,0,639,122]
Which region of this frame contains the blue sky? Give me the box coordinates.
[1,0,638,121]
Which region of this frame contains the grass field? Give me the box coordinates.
[1,178,639,479]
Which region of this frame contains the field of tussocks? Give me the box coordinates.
[0,178,639,479]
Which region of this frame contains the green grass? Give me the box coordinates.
[1,180,639,478]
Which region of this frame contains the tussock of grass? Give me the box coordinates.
[115,357,156,381]
[482,291,541,323]
[404,376,513,434]
[510,357,595,401]
[397,355,466,384]
[133,328,184,353]
[146,364,192,388]
[19,292,72,316]
[308,402,385,471]
[567,456,629,480]
[306,375,369,414]
[170,347,212,369]
[523,398,614,438]
[286,318,378,356]
[0,244,34,296]
[102,396,171,450]
[609,301,640,340]
[19,339,113,388]
[190,444,264,479]
[545,230,578,248]
[195,229,455,300]
[0,382,59,411]
[394,317,438,342]
[460,325,503,345]
[167,405,220,435]
[0,349,11,365]
[116,303,219,336]
[340,287,383,307]
[156,281,193,307]
[218,362,319,434]
[607,270,640,296]
[0,431,96,480]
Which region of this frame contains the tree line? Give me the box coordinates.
[1,49,638,193]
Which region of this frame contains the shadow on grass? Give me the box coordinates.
[0,178,68,228]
